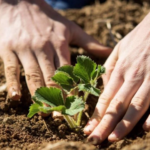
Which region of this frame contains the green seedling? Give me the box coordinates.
[27,55,105,130]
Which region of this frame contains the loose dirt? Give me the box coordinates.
[0,0,150,149]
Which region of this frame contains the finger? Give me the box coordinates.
[87,80,141,143]
[35,43,56,117]
[143,113,150,131]
[34,42,56,87]
[54,42,70,68]
[53,42,70,119]
[70,23,112,57]
[18,50,44,95]
[50,22,71,68]
[84,70,123,135]
[102,43,119,87]
[109,79,150,142]
[35,42,69,119]
[2,51,21,100]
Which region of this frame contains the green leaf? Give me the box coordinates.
[27,103,41,118]
[32,96,43,106]
[100,66,105,74]
[52,71,74,92]
[73,55,97,83]
[46,105,66,112]
[34,87,64,107]
[28,95,84,117]
[38,105,66,113]
[63,96,85,116]
[92,65,105,80]
[28,103,65,118]
[57,65,79,83]
[78,83,100,97]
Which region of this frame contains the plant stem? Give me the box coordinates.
[76,111,82,127]
[63,115,77,129]
[77,92,89,126]
[83,92,89,102]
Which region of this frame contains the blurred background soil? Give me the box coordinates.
[0,0,150,149]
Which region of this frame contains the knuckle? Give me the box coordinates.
[109,98,123,112]
[45,75,52,83]
[22,36,30,45]
[113,63,125,78]
[45,75,54,87]
[1,39,12,49]
[92,110,103,121]
[53,36,66,49]
[116,120,131,133]
[46,80,60,88]
[5,65,18,82]
[130,66,143,80]
[58,36,66,44]
[7,81,18,87]
[26,67,42,83]
[139,52,149,62]
[32,4,40,11]
[121,120,132,128]
[98,94,110,106]
[18,35,31,50]
[116,59,126,70]
[32,36,49,50]
[92,114,102,121]
[105,66,114,75]
[5,65,17,75]
[99,118,110,135]
[130,97,145,111]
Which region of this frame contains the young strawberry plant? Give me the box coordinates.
[27,55,105,130]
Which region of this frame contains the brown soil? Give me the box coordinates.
[0,0,150,150]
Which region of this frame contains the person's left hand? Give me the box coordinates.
[84,12,150,143]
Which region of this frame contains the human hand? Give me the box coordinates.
[84,13,150,143]
[0,0,111,100]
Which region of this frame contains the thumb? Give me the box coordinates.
[70,23,112,57]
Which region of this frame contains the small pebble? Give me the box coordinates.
[58,124,67,131]
[53,118,62,126]
[52,135,57,140]
[3,117,13,124]
[0,117,3,124]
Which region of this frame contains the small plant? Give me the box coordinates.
[27,55,105,130]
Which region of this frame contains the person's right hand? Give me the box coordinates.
[0,0,111,101]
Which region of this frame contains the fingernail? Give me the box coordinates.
[11,91,21,100]
[143,122,150,131]
[109,132,119,141]
[84,125,92,133]
[88,136,100,145]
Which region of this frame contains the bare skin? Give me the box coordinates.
[84,12,150,143]
[0,0,111,101]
